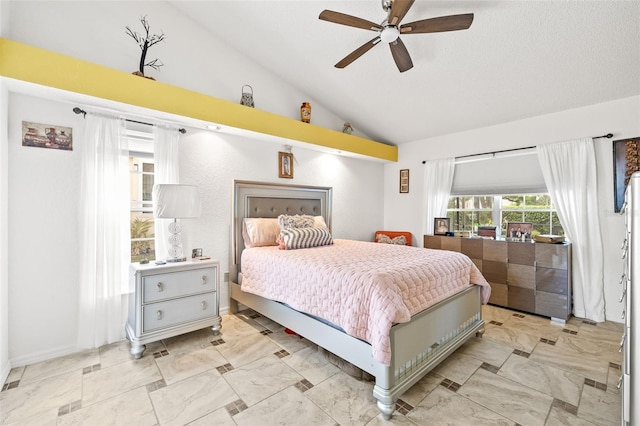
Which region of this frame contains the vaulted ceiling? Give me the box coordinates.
[167,1,640,146]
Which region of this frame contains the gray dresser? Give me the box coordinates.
[126,259,221,358]
[621,171,639,425]
[424,235,572,321]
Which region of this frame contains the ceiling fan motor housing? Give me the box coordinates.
[380,26,400,43]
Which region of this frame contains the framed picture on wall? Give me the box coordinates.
[434,218,450,235]
[399,169,409,193]
[506,222,533,241]
[613,138,640,212]
[22,121,73,151]
[278,152,293,179]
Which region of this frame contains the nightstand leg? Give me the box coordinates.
[211,317,222,335]
[130,343,146,359]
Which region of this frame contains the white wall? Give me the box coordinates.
[179,128,384,308]
[0,72,10,383]
[7,93,85,366]
[0,0,384,376]
[0,0,11,386]
[5,0,358,136]
[385,96,640,322]
[2,0,635,378]
[3,92,384,369]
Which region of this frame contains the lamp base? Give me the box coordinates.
[166,257,187,263]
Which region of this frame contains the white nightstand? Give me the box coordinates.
[125,259,221,358]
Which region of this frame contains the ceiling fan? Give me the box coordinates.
[319,0,474,73]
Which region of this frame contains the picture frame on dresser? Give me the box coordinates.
[506,222,532,241]
[434,218,450,235]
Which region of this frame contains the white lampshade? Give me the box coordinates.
[153,184,202,219]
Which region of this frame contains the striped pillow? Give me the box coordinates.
[280,227,333,250]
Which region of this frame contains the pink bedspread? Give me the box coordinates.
[241,239,490,365]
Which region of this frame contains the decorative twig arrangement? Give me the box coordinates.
[126,16,165,78]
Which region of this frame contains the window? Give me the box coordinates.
[128,127,155,262]
[446,193,564,237]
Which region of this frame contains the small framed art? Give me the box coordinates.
[22,121,73,151]
[278,152,293,179]
[434,218,450,235]
[613,137,640,212]
[506,222,533,241]
[399,169,409,193]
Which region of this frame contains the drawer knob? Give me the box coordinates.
[201,301,207,310]
[157,310,163,320]
[157,282,163,292]
[201,275,207,284]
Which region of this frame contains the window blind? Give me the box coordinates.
[451,152,547,195]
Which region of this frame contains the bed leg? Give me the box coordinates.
[476,327,485,338]
[376,400,395,420]
[229,298,239,314]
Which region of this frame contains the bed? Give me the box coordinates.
[229,180,488,419]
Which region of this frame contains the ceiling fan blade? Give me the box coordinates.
[389,37,413,72]
[335,37,381,68]
[400,13,474,34]
[319,10,382,31]
[387,0,415,26]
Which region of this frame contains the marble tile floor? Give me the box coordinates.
[0,305,623,426]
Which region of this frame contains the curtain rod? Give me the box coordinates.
[421,133,613,164]
[72,107,186,134]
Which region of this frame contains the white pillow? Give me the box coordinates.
[276,214,328,230]
[242,218,280,248]
[278,214,315,229]
[313,215,328,229]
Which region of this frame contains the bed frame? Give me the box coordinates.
[229,180,485,419]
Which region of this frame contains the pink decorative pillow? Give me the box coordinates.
[242,218,280,248]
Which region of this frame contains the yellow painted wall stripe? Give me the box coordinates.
[0,38,397,162]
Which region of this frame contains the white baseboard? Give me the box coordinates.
[1,359,10,385]
[9,344,81,369]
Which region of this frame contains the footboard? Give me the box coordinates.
[373,285,484,418]
[231,281,483,419]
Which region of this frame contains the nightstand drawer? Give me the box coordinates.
[142,268,216,303]
[142,293,216,332]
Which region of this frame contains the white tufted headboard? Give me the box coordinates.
[230,180,332,282]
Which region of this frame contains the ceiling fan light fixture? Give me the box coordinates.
[380,26,400,43]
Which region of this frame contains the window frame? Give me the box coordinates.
[446,193,563,237]
[128,124,156,263]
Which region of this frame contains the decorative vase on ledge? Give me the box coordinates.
[300,102,311,123]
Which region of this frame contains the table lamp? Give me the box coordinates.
[153,184,202,262]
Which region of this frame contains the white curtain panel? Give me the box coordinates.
[537,138,605,321]
[423,158,455,235]
[153,126,180,261]
[78,115,129,348]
